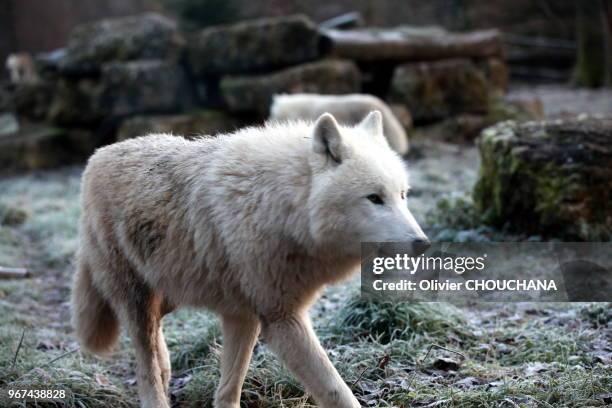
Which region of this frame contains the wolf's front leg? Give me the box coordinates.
[214,314,260,408]
[262,312,361,408]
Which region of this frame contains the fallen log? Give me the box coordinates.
[319,12,363,30]
[0,266,30,279]
[322,27,503,61]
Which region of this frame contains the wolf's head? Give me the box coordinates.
[307,111,429,257]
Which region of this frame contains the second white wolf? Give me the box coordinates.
[72,111,428,408]
[270,93,410,155]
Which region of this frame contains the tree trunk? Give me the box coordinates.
[601,0,612,86]
[0,266,30,279]
[572,2,606,87]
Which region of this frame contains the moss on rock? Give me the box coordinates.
[59,13,183,75]
[473,118,612,240]
[389,59,491,122]
[187,14,322,76]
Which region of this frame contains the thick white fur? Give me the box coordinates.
[72,112,427,408]
[270,93,409,154]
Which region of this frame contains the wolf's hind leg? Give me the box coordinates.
[214,314,260,408]
[121,292,169,408]
[157,324,171,395]
[262,312,360,408]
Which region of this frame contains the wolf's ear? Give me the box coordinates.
[359,110,383,135]
[312,112,345,164]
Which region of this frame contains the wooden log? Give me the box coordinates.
[0,266,30,279]
[319,12,363,30]
[322,27,503,62]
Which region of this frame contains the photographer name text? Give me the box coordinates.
[372,279,558,292]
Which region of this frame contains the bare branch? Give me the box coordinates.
[0,266,30,279]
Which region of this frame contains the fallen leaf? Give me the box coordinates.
[378,354,390,370]
[593,351,612,365]
[524,362,550,376]
[454,376,483,389]
[36,340,58,351]
[95,373,111,386]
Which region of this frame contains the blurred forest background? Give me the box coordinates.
[0,1,610,407]
[1,0,611,85]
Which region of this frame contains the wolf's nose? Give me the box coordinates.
[412,238,431,256]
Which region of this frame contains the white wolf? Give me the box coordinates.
[72,111,428,408]
[5,53,39,84]
[270,93,409,155]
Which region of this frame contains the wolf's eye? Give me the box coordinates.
[367,194,384,205]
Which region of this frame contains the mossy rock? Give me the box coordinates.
[415,95,542,144]
[473,118,612,240]
[220,59,361,115]
[187,14,322,76]
[0,125,96,173]
[47,78,105,126]
[99,60,194,117]
[389,58,491,122]
[117,110,246,141]
[59,13,183,75]
[13,81,55,121]
[0,84,13,113]
[48,60,194,123]
[478,57,509,94]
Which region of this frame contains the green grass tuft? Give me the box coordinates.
[330,296,472,344]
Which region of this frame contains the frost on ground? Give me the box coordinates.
[0,88,611,406]
[508,84,612,118]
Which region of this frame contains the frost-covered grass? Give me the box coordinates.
[0,165,610,407]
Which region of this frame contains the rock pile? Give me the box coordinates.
[2,12,519,172]
[1,13,194,172]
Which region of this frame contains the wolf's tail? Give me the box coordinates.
[71,259,119,354]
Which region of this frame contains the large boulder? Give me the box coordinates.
[474,118,612,240]
[415,95,545,143]
[99,60,193,117]
[47,78,104,126]
[0,84,13,112]
[188,15,322,76]
[117,110,245,141]
[59,13,183,75]
[0,125,96,172]
[389,58,491,122]
[47,60,194,123]
[479,58,509,94]
[220,59,361,115]
[13,81,55,121]
[417,114,490,143]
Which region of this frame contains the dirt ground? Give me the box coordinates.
[0,85,610,407]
